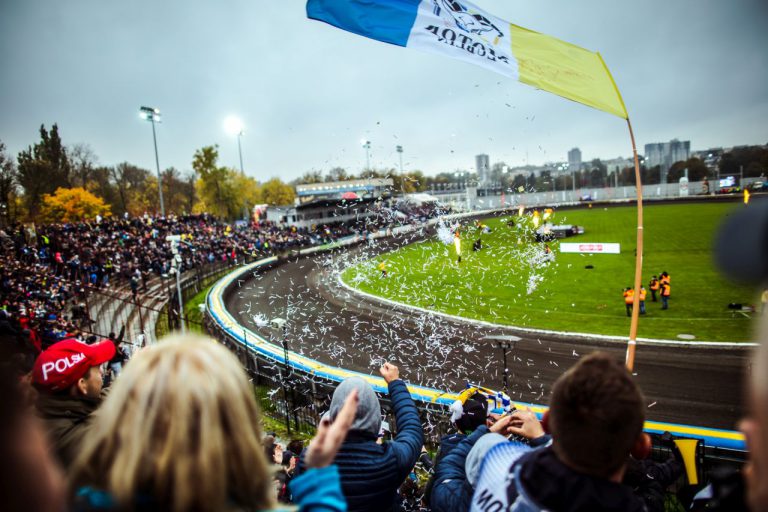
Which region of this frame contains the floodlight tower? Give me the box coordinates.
[139,106,165,216]
[224,116,245,175]
[361,139,371,175]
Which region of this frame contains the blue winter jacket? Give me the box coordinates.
[74,465,346,511]
[430,426,490,512]
[300,379,424,512]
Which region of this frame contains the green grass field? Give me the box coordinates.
[342,202,760,342]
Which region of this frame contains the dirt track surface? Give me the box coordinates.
[225,232,749,430]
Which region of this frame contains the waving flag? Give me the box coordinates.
[307,0,628,119]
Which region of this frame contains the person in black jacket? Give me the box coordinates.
[298,362,424,512]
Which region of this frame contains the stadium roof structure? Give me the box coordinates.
[295,178,393,200]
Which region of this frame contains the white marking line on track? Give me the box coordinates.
[335,274,757,348]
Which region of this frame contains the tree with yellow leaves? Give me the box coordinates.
[40,187,111,223]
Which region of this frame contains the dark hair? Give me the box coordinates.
[455,393,488,433]
[287,439,304,456]
[549,352,644,478]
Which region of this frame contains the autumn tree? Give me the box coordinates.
[668,157,710,182]
[325,167,351,182]
[295,170,324,185]
[40,187,111,223]
[68,143,98,189]
[110,162,156,215]
[160,167,196,215]
[17,124,72,218]
[260,177,295,206]
[0,141,20,225]
[192,145,263,219]
[719,146,768,179]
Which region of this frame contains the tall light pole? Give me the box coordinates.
[361,139,371,175]
[484,334,521,395]
[224,116,249,220]
[224,116,245,175]
[139,106,165,216]
[396,145,405,196]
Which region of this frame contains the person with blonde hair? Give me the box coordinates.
[68,334,358,511]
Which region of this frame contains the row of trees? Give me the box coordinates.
[2,124,766,225]
[0,124,296,224]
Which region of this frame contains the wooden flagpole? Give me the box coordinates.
[626,117,643,371]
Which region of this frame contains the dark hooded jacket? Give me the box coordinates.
[299,377,424,512]
[36,392,99,467]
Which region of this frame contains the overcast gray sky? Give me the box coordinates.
[1,1,766,181]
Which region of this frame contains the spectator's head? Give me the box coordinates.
[68,335,274,511]
[450,392,488,434]
[330,376,380,438]
[742,315,768,510]
[287,439,304,456]
[547,352,645,480]
[32,339,114,398]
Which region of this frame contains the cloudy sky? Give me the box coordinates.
[1,1,766,181]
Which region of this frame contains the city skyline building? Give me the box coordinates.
[644,139,691,181]
[475,154,490,185]
[568,148,582,171]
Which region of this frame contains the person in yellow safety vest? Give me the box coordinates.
[379,261,387,278]
[639,286,647,315]
[649,276,660,302]
[623,287,634,317]
[660,280,671,310]
[660,271,670,286]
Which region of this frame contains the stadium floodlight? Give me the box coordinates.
[223,116,245,175]
[361,139,371,172]
[224,115,244,136]
[138,105,165,216]
[483,335,521,394]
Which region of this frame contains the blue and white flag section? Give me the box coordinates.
[307,0,629,119]
[307,0,519,80]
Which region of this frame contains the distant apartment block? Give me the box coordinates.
[568,148,582,171]
[644,139,690,180]
[475,154,490,185]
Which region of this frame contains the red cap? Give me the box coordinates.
[32,339,116,392]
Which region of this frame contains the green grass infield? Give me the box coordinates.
[342,202,759,343]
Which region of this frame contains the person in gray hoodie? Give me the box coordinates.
[298,363,424,512]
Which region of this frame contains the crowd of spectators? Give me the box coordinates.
[0,213,372,361]
[1,201,764,511]
[2,323,762,511]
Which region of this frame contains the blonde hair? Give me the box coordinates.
[69,334,275,511]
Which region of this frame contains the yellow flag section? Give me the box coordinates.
[510,24,628,119]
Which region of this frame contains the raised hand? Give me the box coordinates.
[379,362,400,383]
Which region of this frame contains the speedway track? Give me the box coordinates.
[222,231,749,432]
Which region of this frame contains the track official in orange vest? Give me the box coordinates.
[623,287,634,317]
[660,281,671,310]
[639,287,647,315]
[649,276,660,302]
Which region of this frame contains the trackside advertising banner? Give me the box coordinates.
[560,243,621,254]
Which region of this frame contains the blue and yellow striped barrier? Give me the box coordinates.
[206,256,746,451]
